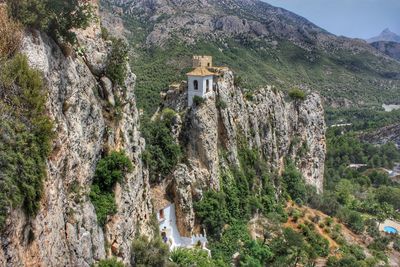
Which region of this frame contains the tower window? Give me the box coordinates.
[206,80,210,93]
[194,80,199,90]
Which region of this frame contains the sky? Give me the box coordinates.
[262,0,400,39]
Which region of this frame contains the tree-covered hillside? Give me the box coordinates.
[100,0,400,116]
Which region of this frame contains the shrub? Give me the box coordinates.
[216,99,227,109]
[192,95,205,106]
[90,151,132,226]
[234,75,244,87]
[89,186,117,226]
[131,236,169,267]
[244,92,254,101]
[393,238,400,252]
[283,161,307,201]
[0,54,53,229]
[288,88,306,100]
[194,191,229,237]
[142,114,182,183]
[105,39,129,87]
[7,0,96,44]
[93,151,133,191]
[96,258,124,267]
[0,6,22,58]
[170,248,213,267]
[337,208,364,234]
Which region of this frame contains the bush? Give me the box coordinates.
[193,95,205,106]
[288,88,306,100]
[142,112,181,183]
[170,248,213,267]
[0,6,22,58]
[89,186,117,226]
[393,238,400,252]
[216,99,227,109]
[337,208,364,234]
[93,151,133,191]
[131,236,169,267]
[105,39,129,87]
[283,161,307,201]
[0,54,53,229]
[96,258,124,267]
[90,151,132,226]
[194,191,229,237]
[7,0,96,44]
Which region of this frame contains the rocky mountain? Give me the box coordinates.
[161,69,326,236]
[0,12,153,267]
[363,123,400,148]
[367,28,400,44]
[101,0,400,113]
[0,2,326,266]
[370,41,400,61]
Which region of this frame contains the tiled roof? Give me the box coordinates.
[186,67,215,77]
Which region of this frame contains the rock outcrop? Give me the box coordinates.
[166,69,326,236]
[0,17,152,267]
[362,124,400,148]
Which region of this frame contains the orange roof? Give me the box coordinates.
[186,67,215,77]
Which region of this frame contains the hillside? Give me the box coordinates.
[100,0,400,115]
[371,41,400,61]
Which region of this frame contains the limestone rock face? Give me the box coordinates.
[0,22,152,267]
[169,70,326,236]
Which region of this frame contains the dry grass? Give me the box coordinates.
[0,5,22,58]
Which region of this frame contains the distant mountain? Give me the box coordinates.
[367,28,400,43]
[100,0,400,114]
[371,41,400,61]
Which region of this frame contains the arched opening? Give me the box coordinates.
[206,79,210,93]
[207,63,210,67]
[194,80,199,90]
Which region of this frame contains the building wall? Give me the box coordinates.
[193,56,212,68]
[158,204,207,250]
[188,75,214,106]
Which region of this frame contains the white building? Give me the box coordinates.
[157,204,209,252]
[186,56,215,107]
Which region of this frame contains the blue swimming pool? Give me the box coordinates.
[383,226,398,234]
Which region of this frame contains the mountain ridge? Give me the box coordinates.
[101,0,400,114]
[367,28,400,44]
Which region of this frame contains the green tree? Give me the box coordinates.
[288,88,306,101]
[170,248,214,267]
[0,54,53,229]
[96,258,124,267]
[131,236,169,267]
[194,191,229,237]
[7,0,95,44]
[105,39,129,87]
[90,151,133,226]
[142,111,182,182]
[283,161,307,201]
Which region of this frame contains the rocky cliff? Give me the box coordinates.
[0,3,326,266]
[371,41,400,61]
[162,69,326,237]
[0,18,152,267]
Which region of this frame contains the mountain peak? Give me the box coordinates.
[367,28,400,43]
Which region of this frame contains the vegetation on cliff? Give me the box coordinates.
[7,0,95,44]
[142,108,182,183]
[90,151,133,226]
[0,50,54,230]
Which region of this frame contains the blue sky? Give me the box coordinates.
[262,0,400,39]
